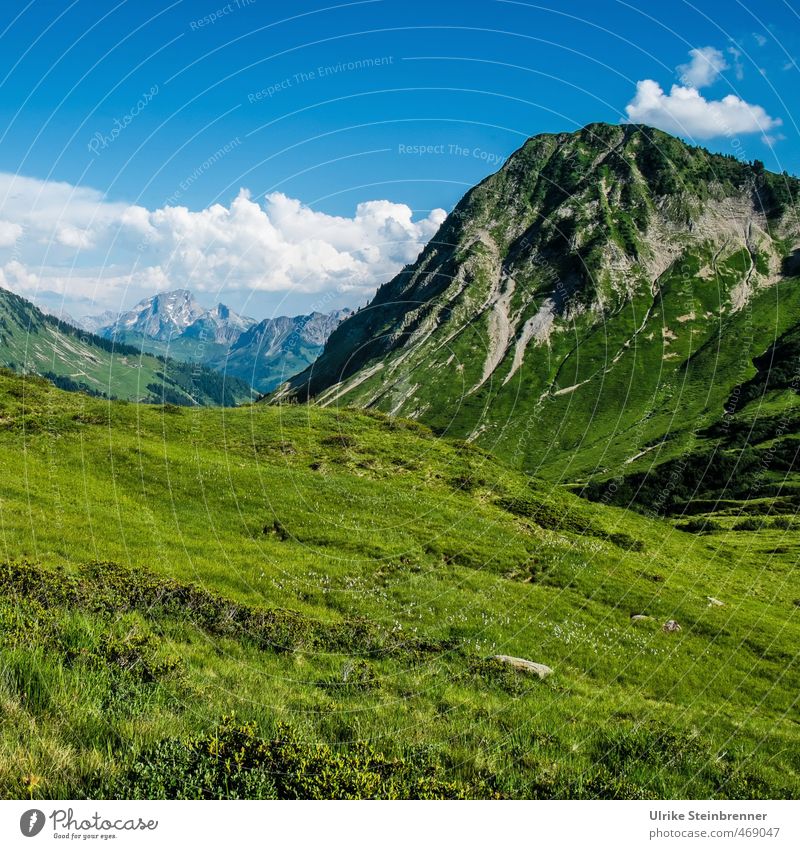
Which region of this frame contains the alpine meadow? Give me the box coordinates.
[0,0,799,813]
[1,123,798,800]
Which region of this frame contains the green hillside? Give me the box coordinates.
[0,287,255,406]
[580,303,800,520]
[92,327,229,371]
[275,123,800,488]
[0,370,797,799]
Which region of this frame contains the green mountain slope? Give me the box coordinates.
[581,312,800,518]
[274,123,800,487]
[0,370,797,798]
[0,287,255,406]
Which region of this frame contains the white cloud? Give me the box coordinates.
[625,45,781,142]
[0,172,446,314]
[625,80,781,140]
[753,33,768,47]
[762,132,786,147]
[727,45,745,81]
[0,220,23,247]
[0,259,39,291]
[677,46,728,88]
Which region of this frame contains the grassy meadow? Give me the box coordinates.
[0,368,797,798]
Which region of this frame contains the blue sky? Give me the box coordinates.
[1,0,799,318]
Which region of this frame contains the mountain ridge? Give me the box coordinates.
[272,122,800,490]
[87,289,257,344]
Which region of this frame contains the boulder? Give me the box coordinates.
[630,614,651,622]
[490,655,552,678]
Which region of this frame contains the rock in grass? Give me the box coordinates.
[630,614,651,623]
[490,655,552,678]
[662,619,682,633]
[706,596,724,607]
[263,519,289,540]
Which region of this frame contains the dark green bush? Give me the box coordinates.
[733,517,764,531]
[96,631,180,682]
[677,518,721,534]
[497,497,643,550]
[104,717,476,800]
[0,560,450,661]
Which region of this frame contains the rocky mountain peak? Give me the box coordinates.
[272,122,800,476]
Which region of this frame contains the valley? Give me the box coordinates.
[1,123,799,801]
[0,285,349,404]
[0,287,255,406]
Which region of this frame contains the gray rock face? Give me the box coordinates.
[78,309,119,333]
[105,289,209,341]
[232,309,351,355]
[182,302,257,345]
[490,655,552,678]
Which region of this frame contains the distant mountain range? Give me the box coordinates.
[88,289,254,344]
[82,290,351,394]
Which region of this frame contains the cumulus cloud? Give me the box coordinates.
[0,172,446,313]
[762,131,786,147]
[0,259,39,290]
[0,220,23,247]
[677,46,728,88]
[625,79,782,139]
[625,46,781,141]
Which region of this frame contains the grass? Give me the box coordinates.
[0,370,797,799]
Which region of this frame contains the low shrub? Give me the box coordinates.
[103,717,477,800]
[676,518,721,534]
[732,517,764,531]
[0,560,450,661]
